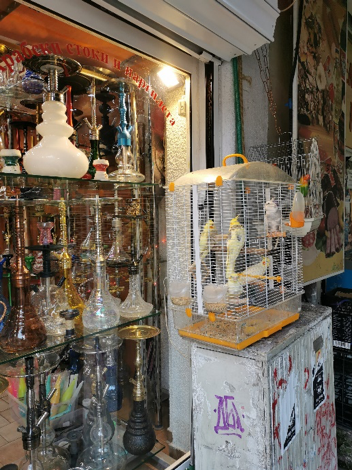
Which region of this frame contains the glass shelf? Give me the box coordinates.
[0,309,160,367]
[0,172,159,190]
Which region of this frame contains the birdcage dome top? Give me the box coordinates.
[172,162,295,187]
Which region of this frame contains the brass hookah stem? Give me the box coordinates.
[132,340,145,402]
[59,199,71,270]
[13,198,29,286]
[3,207,11,253]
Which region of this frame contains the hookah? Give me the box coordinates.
[77,337,127,470]
[18,357,49,470]
[27,244,64,336]
[22,55,88,178]
[0,198,46,353]
[104,335,123,413]
[2,206,13,256]
[36,363,70,470]
[119,325,160,455]
[82,79,106,180]
[95,89,116,154]
[106,185,130,267]
[82,196,120,331]
[58,199,85,331]
[32,220,54,275]
[108,82,144,182]
[0,258,10,331]
[119,249,153,320]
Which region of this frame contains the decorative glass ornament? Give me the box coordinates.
[22,70,44,95]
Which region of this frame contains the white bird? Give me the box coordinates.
[265,199,281,234]
[227,256,271,299]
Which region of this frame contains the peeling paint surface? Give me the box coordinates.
[192,305,336,469]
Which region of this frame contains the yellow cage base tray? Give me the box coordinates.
[179,309,300,351]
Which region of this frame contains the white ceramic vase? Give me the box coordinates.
[23,101,88,178]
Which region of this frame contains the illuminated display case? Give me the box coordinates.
[0,1,193,468]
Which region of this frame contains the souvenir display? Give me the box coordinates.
[0,5,184,466]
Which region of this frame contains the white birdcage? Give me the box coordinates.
[248,137,323,235]
[166,159,304,350]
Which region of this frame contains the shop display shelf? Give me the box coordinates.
[0,309,160,367]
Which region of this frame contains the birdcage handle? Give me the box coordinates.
[222,154,248,166]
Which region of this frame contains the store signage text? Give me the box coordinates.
[0,41,176,126]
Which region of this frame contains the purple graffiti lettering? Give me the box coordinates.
[214,395,245,437]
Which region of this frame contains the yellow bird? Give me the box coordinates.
[226,217,245,280]
[199,219,217,261]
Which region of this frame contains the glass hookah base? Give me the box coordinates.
[119,303,153,320]
[0,318,47,353]
[108,170,145,183]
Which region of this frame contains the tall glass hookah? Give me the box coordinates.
[36,367,70,470]
[108,82,144,182]
[58,199,85,332]
[107,185,130,268]
[82,197,120,331]
[77,337,127,470]
[83,79,103,180]
[0,198,47,353]
[18,357,48,470]
[28,244,64,336]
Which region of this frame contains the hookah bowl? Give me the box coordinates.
[93,159,109,180]
[118,325,160,456]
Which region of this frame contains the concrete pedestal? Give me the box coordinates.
[192,304,337,470]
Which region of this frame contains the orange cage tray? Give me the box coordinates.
[179,310,300,350]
